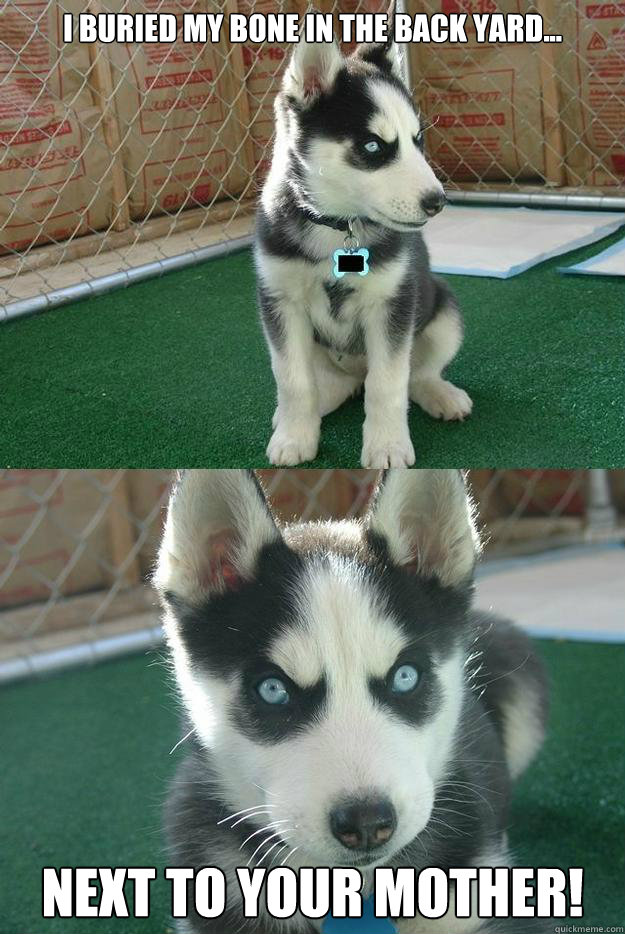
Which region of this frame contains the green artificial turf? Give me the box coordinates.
[2,230,624,468]
[0,639,624,933]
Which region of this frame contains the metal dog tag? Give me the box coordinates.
[333,247,370,278]
[332,218,370,279]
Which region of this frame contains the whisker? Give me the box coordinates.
[169,729,194,756]
[259,836,291,866]
[477,654,532,690]
[268,841,291,867]
[217,804,272,824]
[419,114,440,132]
[442,779,501,810]
[428,815,471,838]
[281,845,300,866]
[217,804,277,826]
[230,809,278,829]
[240,820,289,851]
[247,831,287,867]
[433,805,478,822]
[252,782,280,799]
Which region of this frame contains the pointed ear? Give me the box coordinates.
[366,470,480,587]
[354,39,404,82]
[154,470,280,604]
[282,36,343,104]
[353,2,404,82]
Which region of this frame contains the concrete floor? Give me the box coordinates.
[476,544,625,642]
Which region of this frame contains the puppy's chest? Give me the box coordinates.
[316,276,362,332]
[308,263,402,350]
[259,233,410,350]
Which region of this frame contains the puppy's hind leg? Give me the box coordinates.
[313,345,364,417]
[409,301,473,421]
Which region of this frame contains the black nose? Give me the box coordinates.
[421,190,446,217]
[330,797,397,851]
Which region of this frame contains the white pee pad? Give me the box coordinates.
[559,235,625,277]
[422,205,625,279]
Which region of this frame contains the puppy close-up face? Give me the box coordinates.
[278,37,446,230]
[156,470,478,869]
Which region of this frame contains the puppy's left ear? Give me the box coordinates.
[282,35,343,104]
[353,1,404,82]
[154,470,280,605]
[366,469,480,587]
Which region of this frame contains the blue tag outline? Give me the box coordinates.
[322,894,397,932]
[332,248,370,279]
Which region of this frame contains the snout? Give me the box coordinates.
[421,189,447,217]
[330,796,397,852]
[371,186,447,230]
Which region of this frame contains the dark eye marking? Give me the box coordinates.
[369,653,439,725]
[413,129,425,151]
[352,134,399,170]
[233,664,327,744]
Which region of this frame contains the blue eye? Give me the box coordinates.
[391,664,419,694]
[364,139,381,153]
[257,677,290,705]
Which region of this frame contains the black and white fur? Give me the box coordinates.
[256,33,473,467]
[155,470,549,934]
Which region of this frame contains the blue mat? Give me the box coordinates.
[559,235,625,277]
[424,205,625,278]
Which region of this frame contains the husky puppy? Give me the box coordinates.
[155,470,549,934]
[256,33,473,468]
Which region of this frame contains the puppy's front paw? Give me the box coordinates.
[361,426,415,468]
[411,378,473,421]
[267,420,320,465]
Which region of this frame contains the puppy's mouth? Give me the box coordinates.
[338,850,392,869]
[369,210,428,231]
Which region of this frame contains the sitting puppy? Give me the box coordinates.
[255,29,473,467]
[155,469,548,933]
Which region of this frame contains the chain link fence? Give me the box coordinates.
[1,0,624,317]
[1,468,623,682]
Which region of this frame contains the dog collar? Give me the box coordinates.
[299,208,378,233]
[322,895,397,932]
[300,208,356,232]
